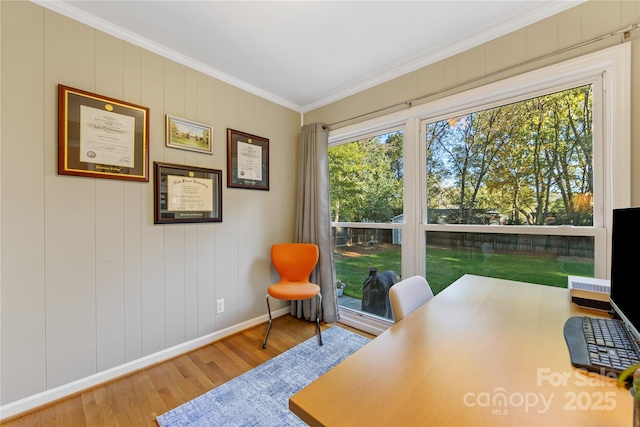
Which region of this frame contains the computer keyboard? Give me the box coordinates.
[563,316,640,375]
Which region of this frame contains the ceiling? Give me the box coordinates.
[35,1,584,112]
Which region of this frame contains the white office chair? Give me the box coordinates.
[388,275,434,322]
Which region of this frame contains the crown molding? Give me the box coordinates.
[32,0,584,115]
[301,0,586,113]
[30,0,303,113]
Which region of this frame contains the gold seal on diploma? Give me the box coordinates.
[104,104,114,112]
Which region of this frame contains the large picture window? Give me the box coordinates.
[423,85,596,293]
[329,45,630,334]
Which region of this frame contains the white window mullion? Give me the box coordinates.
[401,117,420,277]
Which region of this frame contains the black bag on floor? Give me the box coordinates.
[361,267,401,319]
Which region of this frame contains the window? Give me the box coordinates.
[329,45,629,334]
[329,131,403,223]
[329,131,403,326]
[424,85,596,292]
[426,85,594,227]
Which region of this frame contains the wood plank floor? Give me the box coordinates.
[2,317,374,427]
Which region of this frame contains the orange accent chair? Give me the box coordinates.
[262,243,323,349]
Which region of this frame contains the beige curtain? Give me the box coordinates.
[292,123,338,323]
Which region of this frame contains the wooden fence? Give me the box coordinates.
[332,227,593,259]
[426,231,593,258]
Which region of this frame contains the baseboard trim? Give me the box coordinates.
[0,307,290,421]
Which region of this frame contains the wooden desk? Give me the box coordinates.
[290,275,633,426]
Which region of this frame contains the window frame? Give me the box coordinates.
[329,44,630,330]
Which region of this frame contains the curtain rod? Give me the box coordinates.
[326,22,639,130]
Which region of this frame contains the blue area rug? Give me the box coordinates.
[156,326,370,427]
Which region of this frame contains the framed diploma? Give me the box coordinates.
[154,162,222,224]
[227,128,269,190]
[58,85,149,181]
[166,115,213,155]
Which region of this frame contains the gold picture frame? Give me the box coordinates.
[58,84,149,181]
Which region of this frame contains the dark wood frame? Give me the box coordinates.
[58,84,149,181]
[226,128,269,190]
[154,162,223,224]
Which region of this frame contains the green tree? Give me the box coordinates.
[329,132,403,222]
[425,84,593,226]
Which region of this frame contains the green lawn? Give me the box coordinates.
[335,246,593,299]
[335,249,401,299]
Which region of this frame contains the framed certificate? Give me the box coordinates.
[154,162,222,224]
[227,128,269,190]
[58,85,149,181]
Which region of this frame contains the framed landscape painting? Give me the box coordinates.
[166,115,213,155]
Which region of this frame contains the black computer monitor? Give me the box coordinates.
[610,207,640,341]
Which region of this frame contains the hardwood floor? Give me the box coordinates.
[2,317,374,427]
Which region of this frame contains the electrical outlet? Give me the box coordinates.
[217,298,224,313]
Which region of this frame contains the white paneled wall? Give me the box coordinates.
[0,0,300,409]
